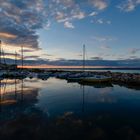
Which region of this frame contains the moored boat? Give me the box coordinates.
[67,73,85,82]
[37,72,51,80]
[81,75,112,83]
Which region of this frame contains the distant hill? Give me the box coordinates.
[1,58,140,67]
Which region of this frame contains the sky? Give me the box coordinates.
[0,0,140,67]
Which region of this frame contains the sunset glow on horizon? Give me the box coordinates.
[17,65,137,69]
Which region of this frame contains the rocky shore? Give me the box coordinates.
[87,71,140,84]
[52,70,140,87]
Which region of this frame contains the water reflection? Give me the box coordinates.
[0,78,49,140]
[0,79,41,121]
[79,82,113,89]
[0,78,140,140]
[0,79,38,106]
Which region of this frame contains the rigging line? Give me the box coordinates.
[21,45,24,70]
[83,44,85,72]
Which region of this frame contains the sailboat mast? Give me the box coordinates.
[15,51,18,70]
[15,51,17,66]
[0,80,1,112]
[83,44,85,72]
[0,40,1,65]
[21,45,23,69]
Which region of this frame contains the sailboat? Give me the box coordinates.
[80,45,112,83]
[81,75,112,83]
[66,44,112,83]
[66,45,86,82]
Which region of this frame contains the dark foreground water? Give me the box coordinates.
[0,78,140,140]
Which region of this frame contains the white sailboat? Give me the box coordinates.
[80,45,112,83]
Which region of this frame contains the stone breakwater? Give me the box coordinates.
[49,70,140,85]
[85,71,140,86]
[57,70,140,86]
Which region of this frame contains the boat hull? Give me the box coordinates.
[67,77,83,82]
[81,77,112,83]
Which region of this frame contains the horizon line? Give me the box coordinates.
[17,65,140,69]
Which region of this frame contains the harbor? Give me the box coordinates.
[0,41,140,87]
[0,0,140,139]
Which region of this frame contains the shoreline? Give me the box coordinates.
[1,69,140,89]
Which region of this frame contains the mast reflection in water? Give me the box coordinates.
[0,77,140,140]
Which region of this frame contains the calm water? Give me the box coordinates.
[0,77,140,140]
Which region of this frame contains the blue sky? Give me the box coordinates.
[38,0,140,61]
[0,0,140,65]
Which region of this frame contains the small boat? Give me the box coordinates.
[3,71,27,79]
[28,72,38,79]
[67,73,85,82]
[80,44,112,83]
[56,72,70,79]
[37,73,50,80]
[67,45,88,82]
[81,75,112,83]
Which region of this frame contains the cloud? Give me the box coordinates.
[106,20,111,24]
[0,0,110,52]
[19,49,37,53]
[56,58,67,61]
[24,55,40,60]
[97,19,104,24]
[129,48,140,54]
[0,0,88,49]
[91,36,116,42]
[0,32,17,39]
[49,0,85,24]
[89,0,109,10]
[128,55,139,59]
[118,0,140,12]
[42,53,54,57]
[100,45,110,50]
[44,20,51,30]
[90,56,103,60]
[2,50,41,60]
[89,11,98,16]
[3,52,21,58]
[92,18,111,24]
[64,21,75,29]
[0,0,48,49]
